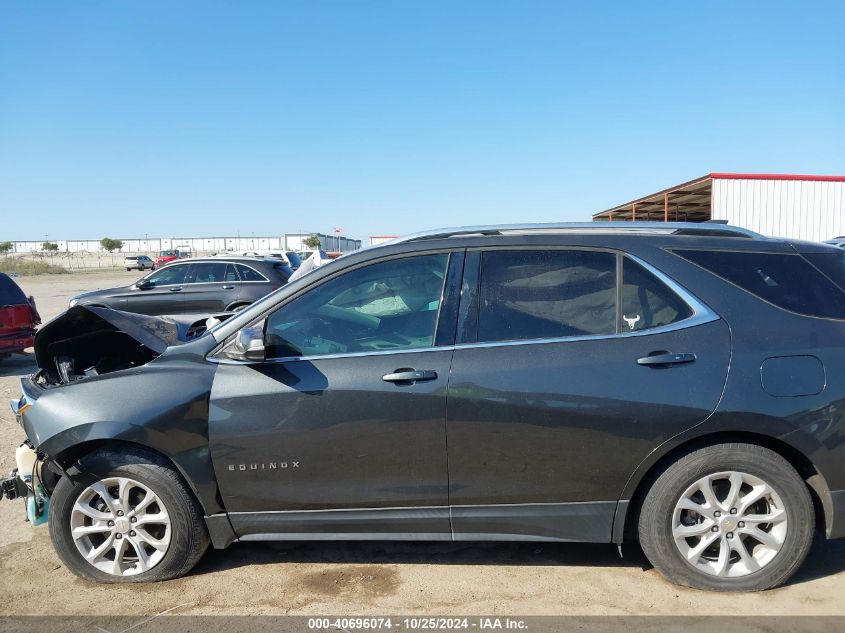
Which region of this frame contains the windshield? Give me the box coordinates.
[285,252,303,268]
[159,250,176,257]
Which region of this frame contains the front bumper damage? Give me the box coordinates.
[1,441,50,525]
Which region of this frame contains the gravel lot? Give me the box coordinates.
[1,271,844,617]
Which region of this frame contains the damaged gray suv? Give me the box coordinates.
[5,222,845,591]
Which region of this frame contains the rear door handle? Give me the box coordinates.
[637,352,696,367]
[169,287,183,292]
[382,369,438,383]
[222,285,235,290]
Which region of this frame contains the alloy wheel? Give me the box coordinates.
[672,471,787,578]
[69,476,172,577]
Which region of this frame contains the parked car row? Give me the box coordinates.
[70,257,294,315]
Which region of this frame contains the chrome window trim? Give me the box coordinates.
[210,253,719,365]
[211,343,452,365]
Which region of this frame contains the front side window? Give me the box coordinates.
[265,254,449,358]
[478,250,617,343]
[621,257,693,332]
[144,264,187,286]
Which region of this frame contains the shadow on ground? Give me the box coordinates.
[190,534,845,589]
[0,353,37,378]
[193,539,648,578]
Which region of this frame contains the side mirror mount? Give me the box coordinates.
[225,326,265,362]
[136,279,153,290]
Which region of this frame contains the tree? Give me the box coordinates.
[303,234,322,249]
[0,241,12,254]
[100,237,123,252]
[42,241,59,252]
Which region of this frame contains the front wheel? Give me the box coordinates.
[638,443,814,591]
[49,448,209,583]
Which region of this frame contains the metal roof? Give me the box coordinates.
[593,173,845,223]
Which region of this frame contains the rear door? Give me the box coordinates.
[445,248,731,542]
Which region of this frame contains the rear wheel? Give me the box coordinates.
[49,448,209,583]
[638,443,814,591]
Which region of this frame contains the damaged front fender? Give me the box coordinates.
[19,306,229,515]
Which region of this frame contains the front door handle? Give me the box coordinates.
[637,352,696,367]
[221,285,235,290]
[382,369,438,383]
[169,287,183,292]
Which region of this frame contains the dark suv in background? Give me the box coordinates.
[7,222,845,591]
[69,257,293,315]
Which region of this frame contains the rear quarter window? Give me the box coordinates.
[236,264,268,282]
[674,249,845,319]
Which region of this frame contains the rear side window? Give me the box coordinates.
[674,250,845,319]
[186,262,227,283]
[478,250,617,342]
[236,264,267,282]
[621,258,693,332]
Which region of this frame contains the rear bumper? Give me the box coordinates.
[0,331,35,353]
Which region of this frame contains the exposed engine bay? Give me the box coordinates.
[33,305,233,387]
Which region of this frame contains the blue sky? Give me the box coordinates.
[2,1,844,242]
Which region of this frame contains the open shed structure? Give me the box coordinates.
[593,173,845,242]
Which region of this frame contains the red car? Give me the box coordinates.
[154,248,191,269]
[0,273,40,361]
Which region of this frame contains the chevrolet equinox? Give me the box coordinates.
[4,222,845,591]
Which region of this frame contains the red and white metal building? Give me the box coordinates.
[593,173,845,242]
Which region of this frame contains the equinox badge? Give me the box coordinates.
[227,461,300,471]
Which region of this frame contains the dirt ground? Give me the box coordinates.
[1,271,844,617]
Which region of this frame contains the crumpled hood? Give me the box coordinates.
[34,305,208,369]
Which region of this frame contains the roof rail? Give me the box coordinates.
[382,222,764,245]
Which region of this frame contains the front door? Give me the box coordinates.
[128,263,190,315]
[445,249,731,542]
[208,252,460,540]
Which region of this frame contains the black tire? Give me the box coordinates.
[638,442,814,592]
[49,448,209,583]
